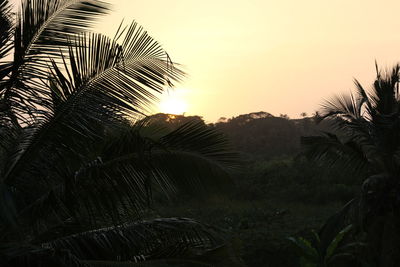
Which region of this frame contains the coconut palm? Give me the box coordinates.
[303,64,400,179]
[0,0,239,266]
[302,64,400,266]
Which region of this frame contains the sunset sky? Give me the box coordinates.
[15,0,400,122]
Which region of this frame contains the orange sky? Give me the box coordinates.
[96,0,400,122]
[12,0,400,122]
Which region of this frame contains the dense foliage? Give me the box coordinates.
[303,65,400,266]
[0,0,238,266]
[150,113,358,267]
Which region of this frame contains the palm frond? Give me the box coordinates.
[318,91,377,153]
[83,242,242,267]
[0,0,13,61]
[60,120,237,222]
[151,153,233,198]
[2,0,110,125]
[0,20,186,211]
[17,0,109,53]
[0,0,14,120]
[353,79,373,118]
[370,64,400,116]
[96,120,238,197]
[3,119,237,241]
[4,21,184,188]
[45,218,223,262]
[308,65,400,177]
[0,123,20,176]
[159,121,239,169]
[83,258,212,266]
[320,93,363,123]
[301,133,370,180]
[49,22,184,123]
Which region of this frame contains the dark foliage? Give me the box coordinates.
[303,64,400,266]
[0,1,239,266]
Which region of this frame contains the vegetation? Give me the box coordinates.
[151,114,358,266]
[2,0,400,266]
[288,225,363,267]
[0,0,238,266]
[303,65,400,266]
[155,66,400,265]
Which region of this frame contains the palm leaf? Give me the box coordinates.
[287,236,319,262]
[353,79,373,118]
[84,259,211,266]
[6,119,237,241]
[64,120,237,221]
[3,0,110,125]
[301,133,370,181]
[159,121,239,169]
[45,218,223,262]
[0,0,14,122]
[4,21,184,188]
[96,120,238,197]
[369,64,400,115]
[326,224,353,259]
[0,0,13,62]
[50,22,184,114]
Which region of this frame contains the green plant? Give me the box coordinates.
[288,225,362,267]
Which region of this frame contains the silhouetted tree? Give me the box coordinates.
[0,1,238,266]
[303,64,400,266]
[216,112,300,159]
[279,114,290,120]
[147,113,205,131]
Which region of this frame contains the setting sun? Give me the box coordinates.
[159,89,188,115]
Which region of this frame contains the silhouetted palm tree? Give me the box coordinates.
[302,64,400,266]
[0,0,238,266]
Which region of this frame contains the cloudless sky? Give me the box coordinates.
[13,0,400,122]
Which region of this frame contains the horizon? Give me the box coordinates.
[95,0,400,122]
[9,0,400,122]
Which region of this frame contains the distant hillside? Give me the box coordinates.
[148,112,333,160]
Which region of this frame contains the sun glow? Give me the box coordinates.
[159,89,188,115]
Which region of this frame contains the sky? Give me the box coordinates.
[12,0,400,122]
[95,0,400,122]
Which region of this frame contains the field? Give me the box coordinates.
[154,157,358,266]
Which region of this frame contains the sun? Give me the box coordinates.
[159,90,188,115]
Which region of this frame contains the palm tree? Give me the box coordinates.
[0,0,239,266]
[302,64,400,266]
